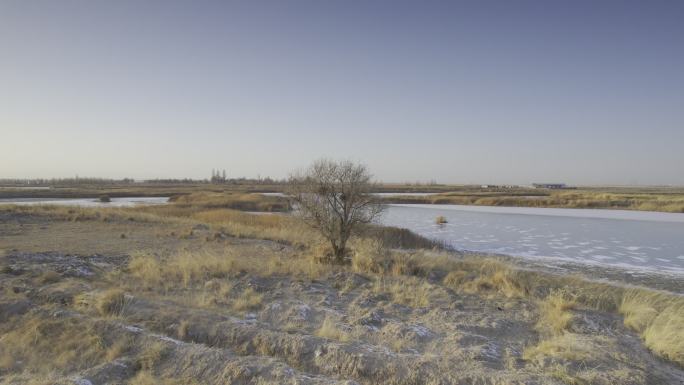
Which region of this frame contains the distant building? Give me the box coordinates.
[481,184,520,189]
[533,183,568,189]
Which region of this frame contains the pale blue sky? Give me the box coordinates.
[1,1,683,185]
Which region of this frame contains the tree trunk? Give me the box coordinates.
[332,242,346,264]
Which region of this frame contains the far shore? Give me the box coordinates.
[2,182,683,213]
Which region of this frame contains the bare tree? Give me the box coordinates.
[288,159,384,264]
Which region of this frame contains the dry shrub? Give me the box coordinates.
[97,289,129,317]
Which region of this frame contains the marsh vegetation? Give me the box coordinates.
[381,187,684,213]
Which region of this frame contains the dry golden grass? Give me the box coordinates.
[523,333,611,363]
[232,287,263,311]
[315,317,349,341]
[620,289,684,365]
[177,320,191,340]
[0,316,106,374]
[137,341,171,371]
[128,249,328,292]
[129,371,160,385]
[105,334,135,361]
[191,208,314,245]
[129,371,199,385]
[170,192,289,212]
[442,259,530,298]
[351,238,449,277]
[168,252,234,287]
[382,189,684,213]
[5,198,684,370]
[84,211,684,370]
[351,238,391,274]
[0,204,156,223]
[438,257,684,367]
[374,276,434,308]
[128,252,164,288]
[536,290,576,335]
[96,289,129,317]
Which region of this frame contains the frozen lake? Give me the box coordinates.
[258,192,442,197]
[380,204,684,276]
[0,197,169,207]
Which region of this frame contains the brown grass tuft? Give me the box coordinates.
[537,290,576,335]
[232,287,264,311]
[315,317,350,341]
[96,289,129,317]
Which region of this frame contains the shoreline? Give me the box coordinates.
[468,250,684,294]
[2,197,683,284]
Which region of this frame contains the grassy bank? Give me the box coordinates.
[382,188,684,213]
[1,199,683,384]
[3,183,684,213]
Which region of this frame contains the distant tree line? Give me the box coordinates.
[0,177,135,186]
[0,173,287,187]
